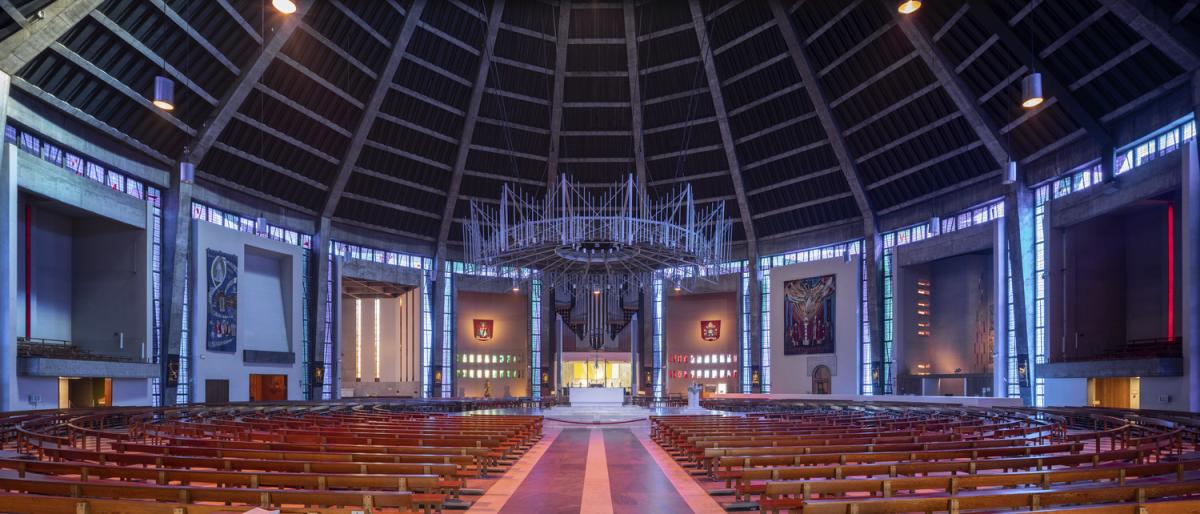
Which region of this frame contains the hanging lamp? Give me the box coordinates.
[1021,72,1043,108]
[898,0,921,14]
[272,0,298,14]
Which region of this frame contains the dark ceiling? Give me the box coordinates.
[3,0,1195,249]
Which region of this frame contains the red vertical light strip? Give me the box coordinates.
[1167,204,1175,341]
[24,203,31,339]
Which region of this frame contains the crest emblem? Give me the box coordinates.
[700,320,721,341]
[473,319,493,341]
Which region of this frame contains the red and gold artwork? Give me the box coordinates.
[700,320,721,341]
[473,319,493,341]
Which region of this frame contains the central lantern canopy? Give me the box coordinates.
[464,175,731,291]
[464,175,732,349]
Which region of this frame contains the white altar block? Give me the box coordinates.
[569,387,624,406]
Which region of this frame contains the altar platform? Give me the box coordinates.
[568,386,624,407]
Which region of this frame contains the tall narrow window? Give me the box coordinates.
[374,298,381,381]
[652,278,664,400]
[355,299,362,382]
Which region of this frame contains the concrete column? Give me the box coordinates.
[992,216,1008,398]
[311,217,331,400]
[746,254,759,394]
[159,168,193,406]
[1182,140,1200,412]
[430,255,446,397]
[0,71,16,411]
[864,222,884,393]
[1004,176,1036,406]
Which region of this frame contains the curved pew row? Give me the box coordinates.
[1,401,543,514]
[659,400,1200,513]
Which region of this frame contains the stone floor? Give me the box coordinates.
[464,415,727,514]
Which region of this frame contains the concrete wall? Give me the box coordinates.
[190,222,304,403]
[338,289,422,397]
[111,378,151,406]
[1139,376,1186,410]
[13,376,58,410]
[1055,204,1176,361]
[456,290,528,398]
[1043,377,1088,407]
[899,254,993,376]
[17,203,73,341]
[665,291,738,395]
[71,217,148,360]
[769,257,859,394]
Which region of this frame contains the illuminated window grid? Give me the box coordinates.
[881,249,894,394]
[758,262,771,393]
[374,298,381,381]
[322,243,335,399]
[441,267,454,397]
[860,253,872,395]
[741,264,752,392]
[176,273,189,404]
[1033,184,1050,407]
[421,270,433,398]
[1006,258,1019,398]
[652,278,664,400]
[530,279,542,401]
[148,187,164,406]
[355,299,362,382]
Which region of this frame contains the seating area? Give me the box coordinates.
[654,400,1200,513]
[0,402,542,514]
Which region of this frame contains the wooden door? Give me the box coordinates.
[205,379,230,404]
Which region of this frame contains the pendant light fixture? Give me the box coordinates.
[897,0,921,14]
[179,161,195,183]
[152,76,175,110]
[272,0,298,14]
[255,215,269,235]
[1003,160,1018,184]
[511,277,520,293]
[1021,72,1043,109]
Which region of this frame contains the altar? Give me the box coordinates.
[569,387,624,407]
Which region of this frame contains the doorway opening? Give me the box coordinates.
[250,374,288,401]
[205,379,229,404]
[58,377,112,408]
[1088,377,1140,409]
[812,365,832,394]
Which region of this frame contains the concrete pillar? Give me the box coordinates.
[1004,175,1036,406]
[746,254,759,394]
[1182,140,1200,412]
[431,255,446,398]
[159,168,193,406]
[992,216,1008,398]
[311,217,331,400]
[864,222,884,393]
[0,71,16,411]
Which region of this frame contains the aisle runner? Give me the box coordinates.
[494,428,589,514]
[472,424,724,513]
[604,428,695,514]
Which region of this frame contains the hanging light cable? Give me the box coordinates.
[151,15,174,110]
[1021,22,1043,109]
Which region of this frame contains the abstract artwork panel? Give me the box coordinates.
[206,249,238,352]
[783,275,835,355]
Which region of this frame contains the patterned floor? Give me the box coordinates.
[466,419,725,514]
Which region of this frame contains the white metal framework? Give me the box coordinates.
[464,175,732,292]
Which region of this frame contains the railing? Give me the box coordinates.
[16,337,146,363]
[1058,337,1183,362]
